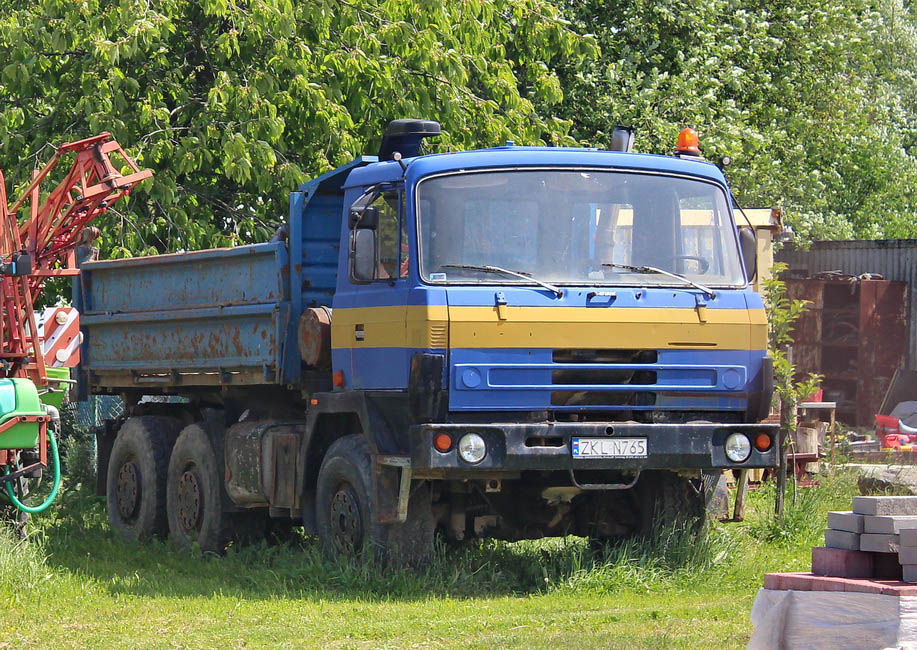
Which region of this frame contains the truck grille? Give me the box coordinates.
[449,347,748,415]
[551,390,657,407]
[552,349,658,364]
[550,349,658,407]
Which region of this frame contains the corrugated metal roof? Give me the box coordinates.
[777,240,916,367]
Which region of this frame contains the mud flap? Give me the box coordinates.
[373,455,412,524]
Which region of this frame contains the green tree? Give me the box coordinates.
[0,0,596,257]
[558,0,917,241]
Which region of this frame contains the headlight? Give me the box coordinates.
[725,433,752,463]
[458,433,487,464]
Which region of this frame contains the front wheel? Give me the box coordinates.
[315,435,433,567]
[637,470,707,538]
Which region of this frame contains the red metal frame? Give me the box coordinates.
[0,416,49,466]
[0,133,150,472]
[0,133,151,387]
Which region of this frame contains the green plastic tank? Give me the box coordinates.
[42,366,70,409]
[0,378,46,449]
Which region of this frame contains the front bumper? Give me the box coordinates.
[409,421,779,475]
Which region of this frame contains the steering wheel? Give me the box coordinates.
[667,255,710,274]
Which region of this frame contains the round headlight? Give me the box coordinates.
[458,433,487,464]
[725,433,752,463]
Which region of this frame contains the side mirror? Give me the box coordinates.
[351,228,376,282]
[739,226,757,282]
[349,205,379,230]
[349,185,381,229]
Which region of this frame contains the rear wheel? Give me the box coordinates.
[166,424,235,554]
[315,435,433,567]
[106,416,181,541]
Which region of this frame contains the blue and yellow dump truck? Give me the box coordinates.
[78,120,778,563]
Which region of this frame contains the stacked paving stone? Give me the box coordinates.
[756,496,917,646]
[815,496,917,581]
[900,528,917,582]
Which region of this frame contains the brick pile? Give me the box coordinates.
[814,496,917,582]
[900,529,917,582]
[756,497,917,647]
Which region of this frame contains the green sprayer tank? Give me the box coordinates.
[0,378,46,449]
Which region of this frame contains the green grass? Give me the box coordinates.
[0,470,861,649]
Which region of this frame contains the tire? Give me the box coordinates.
[638,470,707,538]
[166,424,235,554]
[106,416,181,541]
[315,434,433,567]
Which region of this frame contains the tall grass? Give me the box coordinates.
[0,524,53,603]
[745,468,860,547]
[18,484,754,602]
[5,468,866,608]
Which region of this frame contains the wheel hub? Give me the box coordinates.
[116,460,141,520]
[330,485,362,553]
[177,469,203,532]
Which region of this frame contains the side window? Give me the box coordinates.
[349,186,408,283]
[374,191,399,279]
[356,189,405,281]
[399,193,409,278]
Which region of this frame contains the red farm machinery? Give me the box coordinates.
[0,134,150,521]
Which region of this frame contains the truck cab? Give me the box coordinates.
[82,120,777,565]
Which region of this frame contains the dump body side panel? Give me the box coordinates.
[77,158,374,391]
[79,242,291,387]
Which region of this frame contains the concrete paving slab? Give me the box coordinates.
[853,496,917,516]
[828,511,865,533]
[846,464,917,494]
[864,515,917,534]
[861,533,900,553]
[764,572,917,595]
[904,565,917,583]
[812,546,874,578]
[900,546,917,564]
[825,528,860,550]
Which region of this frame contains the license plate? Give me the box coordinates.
[571,437,647,458]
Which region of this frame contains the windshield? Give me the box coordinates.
[417,169,745,287]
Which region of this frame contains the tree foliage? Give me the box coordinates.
[0,0,595,256]
[1,0,915,259]
[558,0,917,241]
[763,263,821,437]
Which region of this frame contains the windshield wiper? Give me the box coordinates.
[441,264,563,297]
[602,262,717,299]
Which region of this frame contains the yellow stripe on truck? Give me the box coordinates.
[332,305,766,351]
[332,305,449,349]
[449,306,766,350]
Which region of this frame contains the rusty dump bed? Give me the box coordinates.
[76,242,295,389]
[74,158,366,392]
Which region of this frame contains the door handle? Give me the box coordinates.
[355,324,365,342]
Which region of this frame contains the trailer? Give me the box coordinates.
[80,120,778,564]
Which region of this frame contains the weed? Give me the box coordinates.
[745,470,859,546]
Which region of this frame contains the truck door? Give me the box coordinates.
[332,186,411,389]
